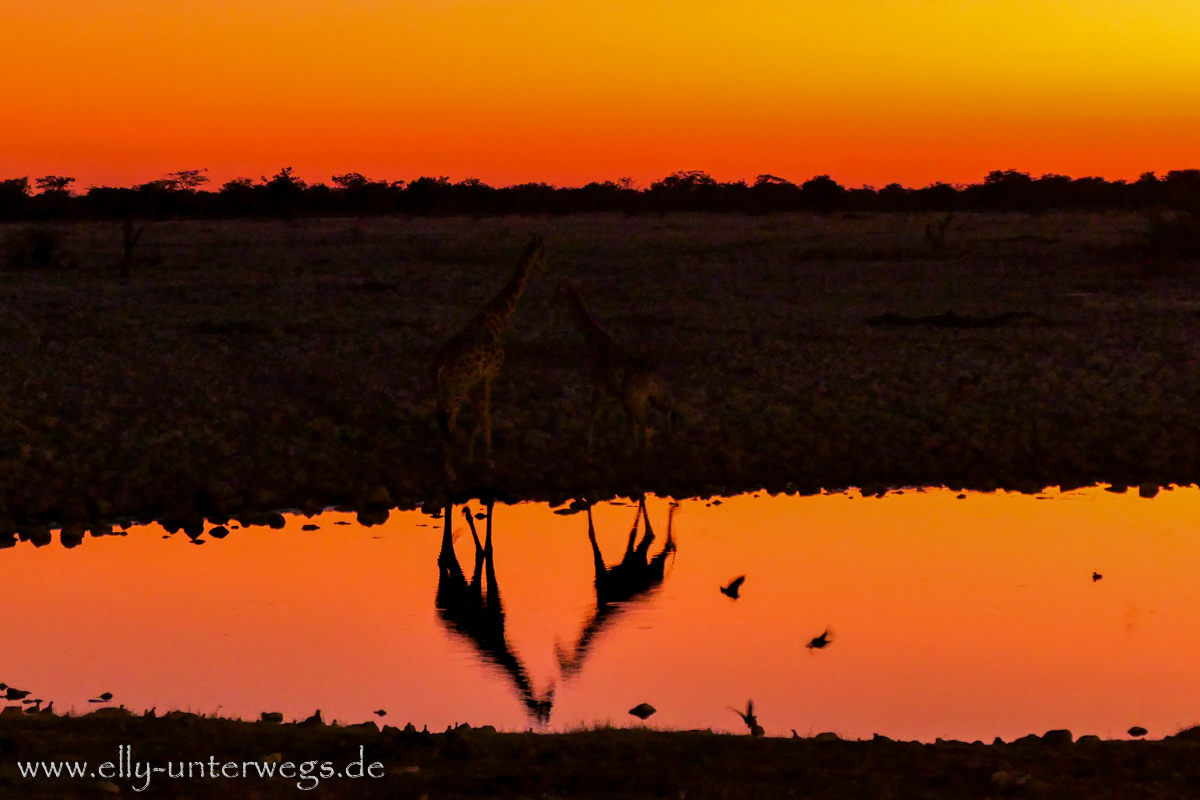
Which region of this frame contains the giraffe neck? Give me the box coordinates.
[479,259,531,339]
[562,287,612,348]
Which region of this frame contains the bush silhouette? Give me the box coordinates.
[800,174,845,213]
[3,166,1200,220]
[0,177,30,219]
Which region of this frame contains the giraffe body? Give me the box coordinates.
[433,234,545,479]
[554,281,670,456]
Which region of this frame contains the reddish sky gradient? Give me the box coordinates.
[2,1,1199,189]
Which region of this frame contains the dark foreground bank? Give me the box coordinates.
[2,710,1199,799]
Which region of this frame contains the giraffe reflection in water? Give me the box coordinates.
[435,500,555,723]
[556,498,677,678]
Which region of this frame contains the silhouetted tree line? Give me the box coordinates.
[2,167,1199,221]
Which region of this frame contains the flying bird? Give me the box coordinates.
[5,688,30,701]
[374,710,387,717]
[1092,572,1103,582]
[806,629,833,650]
[720,576,746,599]
[730,700,765,737]
[629,703,657,720]
[89,692,113,703]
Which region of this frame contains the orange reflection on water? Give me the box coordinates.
[1,487,1199,740]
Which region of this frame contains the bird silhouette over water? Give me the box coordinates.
[806,629,833,650]
[731,700,765,737]
[720,575,745,599]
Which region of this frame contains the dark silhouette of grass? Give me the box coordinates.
[2,713,1200,799]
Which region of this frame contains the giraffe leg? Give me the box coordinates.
[587,507,606,576]
[624,395,650,455]
[465,401,481,465]
[483,500,500,612]
[635,498,656,557]
[482,375,495,470]
[441,404,461,482]
[623,502,641,560]
[650,395,673,439]
[463,506,485,598]
[587,381,602,459]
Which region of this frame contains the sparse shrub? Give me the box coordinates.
[1,226,74,271]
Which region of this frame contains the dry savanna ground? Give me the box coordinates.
[3,712,1200,799]
[0,211,1197,534]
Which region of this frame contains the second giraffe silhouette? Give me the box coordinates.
[556,498,677,678]
[434,234,546,480]
[553,281,671,457]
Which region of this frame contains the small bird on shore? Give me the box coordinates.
[629,703,657,720]
[300,709,324,727]
[1093,572,1103,582]
[89,692,113,703]
[720,576,745,599]
[730,700,765,737]
[39,702,54,715]
[806,629,833,650]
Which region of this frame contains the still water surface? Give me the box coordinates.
[2,487,1199,741]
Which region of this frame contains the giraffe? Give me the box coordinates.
[555,498,677,678]
[552,280,671,457]
[434,234,545,480]
[435,500,554,723]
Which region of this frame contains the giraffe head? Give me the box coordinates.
[516,233,547,279]
[549,279,581,329]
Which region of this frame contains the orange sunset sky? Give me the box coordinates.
[2,0,1199,189]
